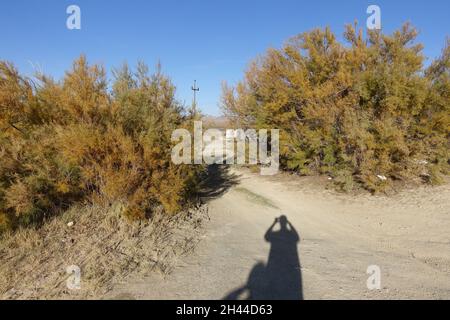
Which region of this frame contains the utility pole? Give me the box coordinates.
[191,80,199,114]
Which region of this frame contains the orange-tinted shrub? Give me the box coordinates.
[0,56,203,232]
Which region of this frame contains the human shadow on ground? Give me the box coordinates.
[224,215,303,300]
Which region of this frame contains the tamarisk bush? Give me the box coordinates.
[222,24,449,192]
[0,56,203,232]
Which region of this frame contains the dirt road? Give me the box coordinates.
[111,167,450,300]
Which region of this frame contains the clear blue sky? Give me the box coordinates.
[1,0,449,115]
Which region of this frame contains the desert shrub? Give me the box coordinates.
[0,56,203,232]
[222,24,449,192]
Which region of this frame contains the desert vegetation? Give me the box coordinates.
[0,56,204,234]
[0,20,449,300]
[222,24,449,192]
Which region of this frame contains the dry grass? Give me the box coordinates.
[0,201,209,300]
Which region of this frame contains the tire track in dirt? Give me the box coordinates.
[109,167,450,300]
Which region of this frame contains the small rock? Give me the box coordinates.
[376,175,387,181]
[67,221,74,227]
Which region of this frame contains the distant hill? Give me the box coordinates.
[202,115,230,129]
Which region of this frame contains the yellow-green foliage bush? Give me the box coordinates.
[222,24,449,192]
[0,56,203,232]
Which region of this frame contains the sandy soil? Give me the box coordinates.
[109,167,450,300]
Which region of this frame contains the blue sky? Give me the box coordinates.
[1,0,449,115]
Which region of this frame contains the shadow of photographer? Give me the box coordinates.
[224,215,303,300]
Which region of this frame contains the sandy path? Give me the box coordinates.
[110,167,450,300]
